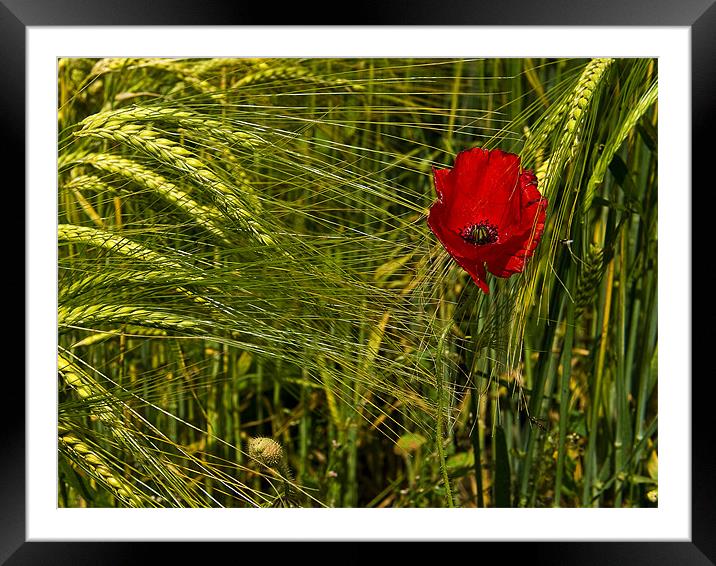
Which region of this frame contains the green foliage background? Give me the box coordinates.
[58,57,658,508]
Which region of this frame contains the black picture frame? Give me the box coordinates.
[8,1,710,564]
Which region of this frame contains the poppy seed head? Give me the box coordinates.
[460,221,499,246]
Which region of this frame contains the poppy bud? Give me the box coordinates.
[248,436,285,468]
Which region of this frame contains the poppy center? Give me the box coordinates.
[460,221,498,246]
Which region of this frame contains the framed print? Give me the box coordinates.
[8,0,711,563]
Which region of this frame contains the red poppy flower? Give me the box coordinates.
[427,147,547,294]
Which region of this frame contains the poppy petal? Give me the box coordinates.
[442,148,522,234]
[427,199,482,261]
[452,254,490,294]
[484,201,546,277]
[432,167,453,201]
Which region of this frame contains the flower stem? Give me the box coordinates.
[470,383,484,507]
[554,258,577,506]
[436,325,455,508]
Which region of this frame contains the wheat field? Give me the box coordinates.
[57,57,658,508]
